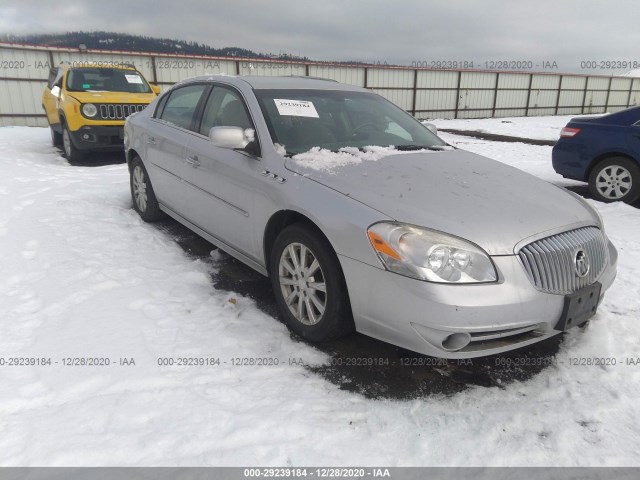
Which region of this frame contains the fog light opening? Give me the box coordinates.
[441,332,471,351]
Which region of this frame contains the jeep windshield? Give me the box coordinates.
[66,68,152,94]
[254,89,447,155]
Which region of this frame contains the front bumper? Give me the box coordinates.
[69,125,125,152]
[340,239,617,359]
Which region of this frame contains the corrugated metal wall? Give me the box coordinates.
[2,43,640,127]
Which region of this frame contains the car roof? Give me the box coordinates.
[179,74,367,91]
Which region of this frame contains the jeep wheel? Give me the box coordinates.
[62,126,83,162]
[50,127,62,147]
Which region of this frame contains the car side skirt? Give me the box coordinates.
[158,203,269,277]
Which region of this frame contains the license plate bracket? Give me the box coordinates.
[556,282,601,331]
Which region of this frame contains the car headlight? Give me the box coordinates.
[82,103,98,118]
[367,222,497,283]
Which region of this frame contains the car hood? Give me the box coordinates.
[66,91,156,104]
[285,149,598,255]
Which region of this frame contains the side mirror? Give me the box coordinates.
[423,122,438,135]
[209,126,252,149]
[151,84,161,95]
[51,85,61,97]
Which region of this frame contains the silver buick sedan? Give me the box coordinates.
[124,75,617,358]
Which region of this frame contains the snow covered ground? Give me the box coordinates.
[1,121,639,467]
[431,114,603,141]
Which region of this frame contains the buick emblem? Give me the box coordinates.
[574,250,590,278]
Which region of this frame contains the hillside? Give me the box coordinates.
[1,31,309,61]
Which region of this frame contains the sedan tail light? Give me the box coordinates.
[560,127,581,138]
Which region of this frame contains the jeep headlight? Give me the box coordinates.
[367,222,497,283]
[82,103,98,118]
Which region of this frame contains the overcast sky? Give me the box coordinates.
[1,0,638,74]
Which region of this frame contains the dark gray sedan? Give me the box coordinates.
[124,75,617,358]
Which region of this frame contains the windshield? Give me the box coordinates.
[254,89,447,155]
[66,68,151,93]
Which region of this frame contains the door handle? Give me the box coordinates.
[186,155,201,167]
[146,136,156,145]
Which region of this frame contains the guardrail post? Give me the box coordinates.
[554,75,563,115]
[524,74,533,117]
[454,71,462,119]
[363,66,368,88]
[150,56,158,85]
[412,69,418,117]
[581,77,589,114]
[626,78,634,107]
[491,72,499,117]
[604,77,613,113]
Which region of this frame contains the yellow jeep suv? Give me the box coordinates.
[42,62,160,161]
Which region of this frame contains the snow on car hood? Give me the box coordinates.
[285,148,598,255]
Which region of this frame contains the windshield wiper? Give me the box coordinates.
[394,144,449,151]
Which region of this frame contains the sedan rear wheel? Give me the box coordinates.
[589,157,640,204]
[130,156,164,222]
[270,224,354,342]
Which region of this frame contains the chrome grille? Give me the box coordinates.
[518,227,608,295]
[98,104,146,120]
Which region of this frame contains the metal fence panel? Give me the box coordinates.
[586,76,611,90]
[497,73,530,89]
[367,68,414,88]
[416,70,458,88]
[415,89,457,112]
[531,74,560,90]
[610,77,632,90]
[560,76,587,89]
[372,88,414,110]
[0,48,50,79]
[495,90,528,109]
[460,72,496,89]
[308,65,364,86]
[2,43,640,127]
[528,89,558,108]
[0,79,46,126]
[558,90,584,107]
[459,88,494,110]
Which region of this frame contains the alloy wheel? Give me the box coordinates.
[595,165,632,200]
[278,242,327,325]
[132,165,148,212]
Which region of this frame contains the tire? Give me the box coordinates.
[588,157,640,204]
[50,126,62,147]
[62,125,83,162]
[130,156,164,222]
[270,223,354,342]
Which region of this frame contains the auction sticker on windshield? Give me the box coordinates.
[274,99,319,118]
[125,74,144,84]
